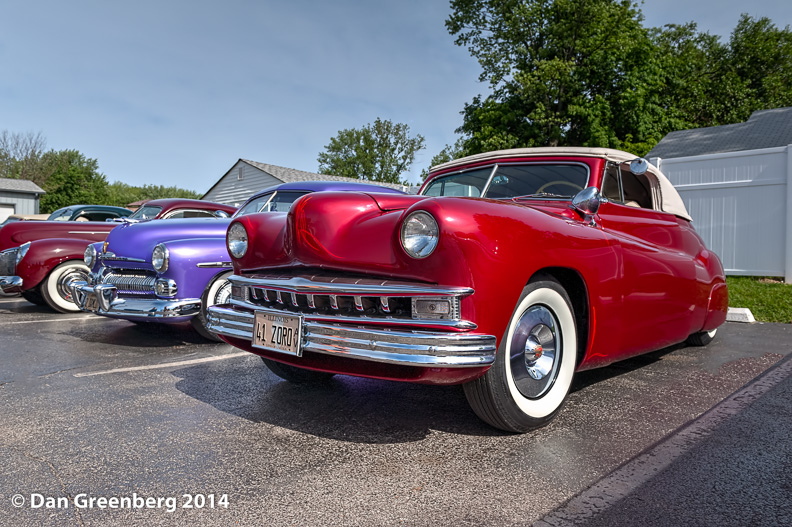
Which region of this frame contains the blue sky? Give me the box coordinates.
[2,1,790,193]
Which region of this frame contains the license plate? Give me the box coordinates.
[84,293,99,313]
[252,309,303,356]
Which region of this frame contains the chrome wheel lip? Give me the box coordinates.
[509,305,561,399]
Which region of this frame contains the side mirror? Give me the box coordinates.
[629,158,649,175]
[572,186,607,217]
[214,210,231,219]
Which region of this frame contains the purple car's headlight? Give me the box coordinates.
[83,244,97,268]
[228,222,248,259]
[152,244,169,272]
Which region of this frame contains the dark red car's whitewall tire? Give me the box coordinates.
[464,279,577,433]
[41,261,90,313]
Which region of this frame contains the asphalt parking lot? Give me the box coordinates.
[1,294,790,526]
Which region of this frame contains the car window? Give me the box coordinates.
[422,168,493,197]
[423,164,588,199]
[601,163,654,209]
[128,205,163,220]
[234,191,310,217]
[48,208,73,221]
[165,210,216,219]
[485,164,588,198]
[81,211,121,221]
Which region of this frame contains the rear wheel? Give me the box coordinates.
[191,272,232,341]
[261,357,335,384]
[40,261,90,313]
[464,279,577,433]
[686,328,717,347]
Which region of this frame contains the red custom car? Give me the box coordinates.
[0,198,237,312]
[207,148,727,432]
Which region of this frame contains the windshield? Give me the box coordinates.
[234,191,310,217]
[129,205,163,220]
[422,163,589,199]
[48,208,73,221]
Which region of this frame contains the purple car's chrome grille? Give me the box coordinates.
[102,271,157,295]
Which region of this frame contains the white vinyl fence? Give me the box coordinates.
[651,146,792,283]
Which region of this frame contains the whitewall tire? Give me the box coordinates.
[41,261,91,313]
[463,279,577,432]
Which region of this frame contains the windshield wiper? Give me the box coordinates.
[516,192,570,199]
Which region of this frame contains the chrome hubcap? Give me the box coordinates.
[213,281,232,305]
[58,268,90,302]
[509,305,560,399]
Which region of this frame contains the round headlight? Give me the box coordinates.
[84,244,97,268]
[228,222,248,259]
[152,244,169,272]
[400,211,439,259]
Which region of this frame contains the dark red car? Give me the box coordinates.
[0,199,237,312]
[207,148,728,432]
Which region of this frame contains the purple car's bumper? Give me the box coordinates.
[70,281,201,321]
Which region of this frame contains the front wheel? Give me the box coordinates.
[191,272,232,341]
[463,279,578,433]
[261,357,335,384]
[40,261,90,313]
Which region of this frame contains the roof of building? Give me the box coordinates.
[647,107,792,160]
[241,160,407,190]
[0,177,45,194]
[201,159,407,200]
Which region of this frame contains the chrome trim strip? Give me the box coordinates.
[196,262,233,268]
[228,275,474,297]
[228,297,477,329]
[0,276,23,296]
[71,282,201,318]
[207,305,496,367]
[101,256,147,263]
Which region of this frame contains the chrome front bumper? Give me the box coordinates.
[0,276,23,296]
[70,281,201,319]
[207,304,497,368]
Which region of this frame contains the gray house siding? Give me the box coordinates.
[203,161,281,206]
[0,191,40,215]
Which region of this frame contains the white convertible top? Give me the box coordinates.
[431,147,691,221]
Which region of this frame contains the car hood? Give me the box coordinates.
[103,218,231,261]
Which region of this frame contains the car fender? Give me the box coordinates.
[15,238,94,290]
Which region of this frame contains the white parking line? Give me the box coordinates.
[73,352,250,377]
[534,355,792,526]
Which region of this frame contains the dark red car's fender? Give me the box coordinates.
[16,238,93,290]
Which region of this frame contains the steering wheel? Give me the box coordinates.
[536,180,584,194]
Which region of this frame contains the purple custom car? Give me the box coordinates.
[71,181,405,340]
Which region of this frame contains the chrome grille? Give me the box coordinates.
[229,274,470,325]
[102,271,157,295]
[0,248,17,276]
[247,287,414,318]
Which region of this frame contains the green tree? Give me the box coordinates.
[447,2,792,157]
[39,150,109,213]
[317,118,426,184]
[104,182,201,207]
[447,0,665,154]
[420,139,466,180]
